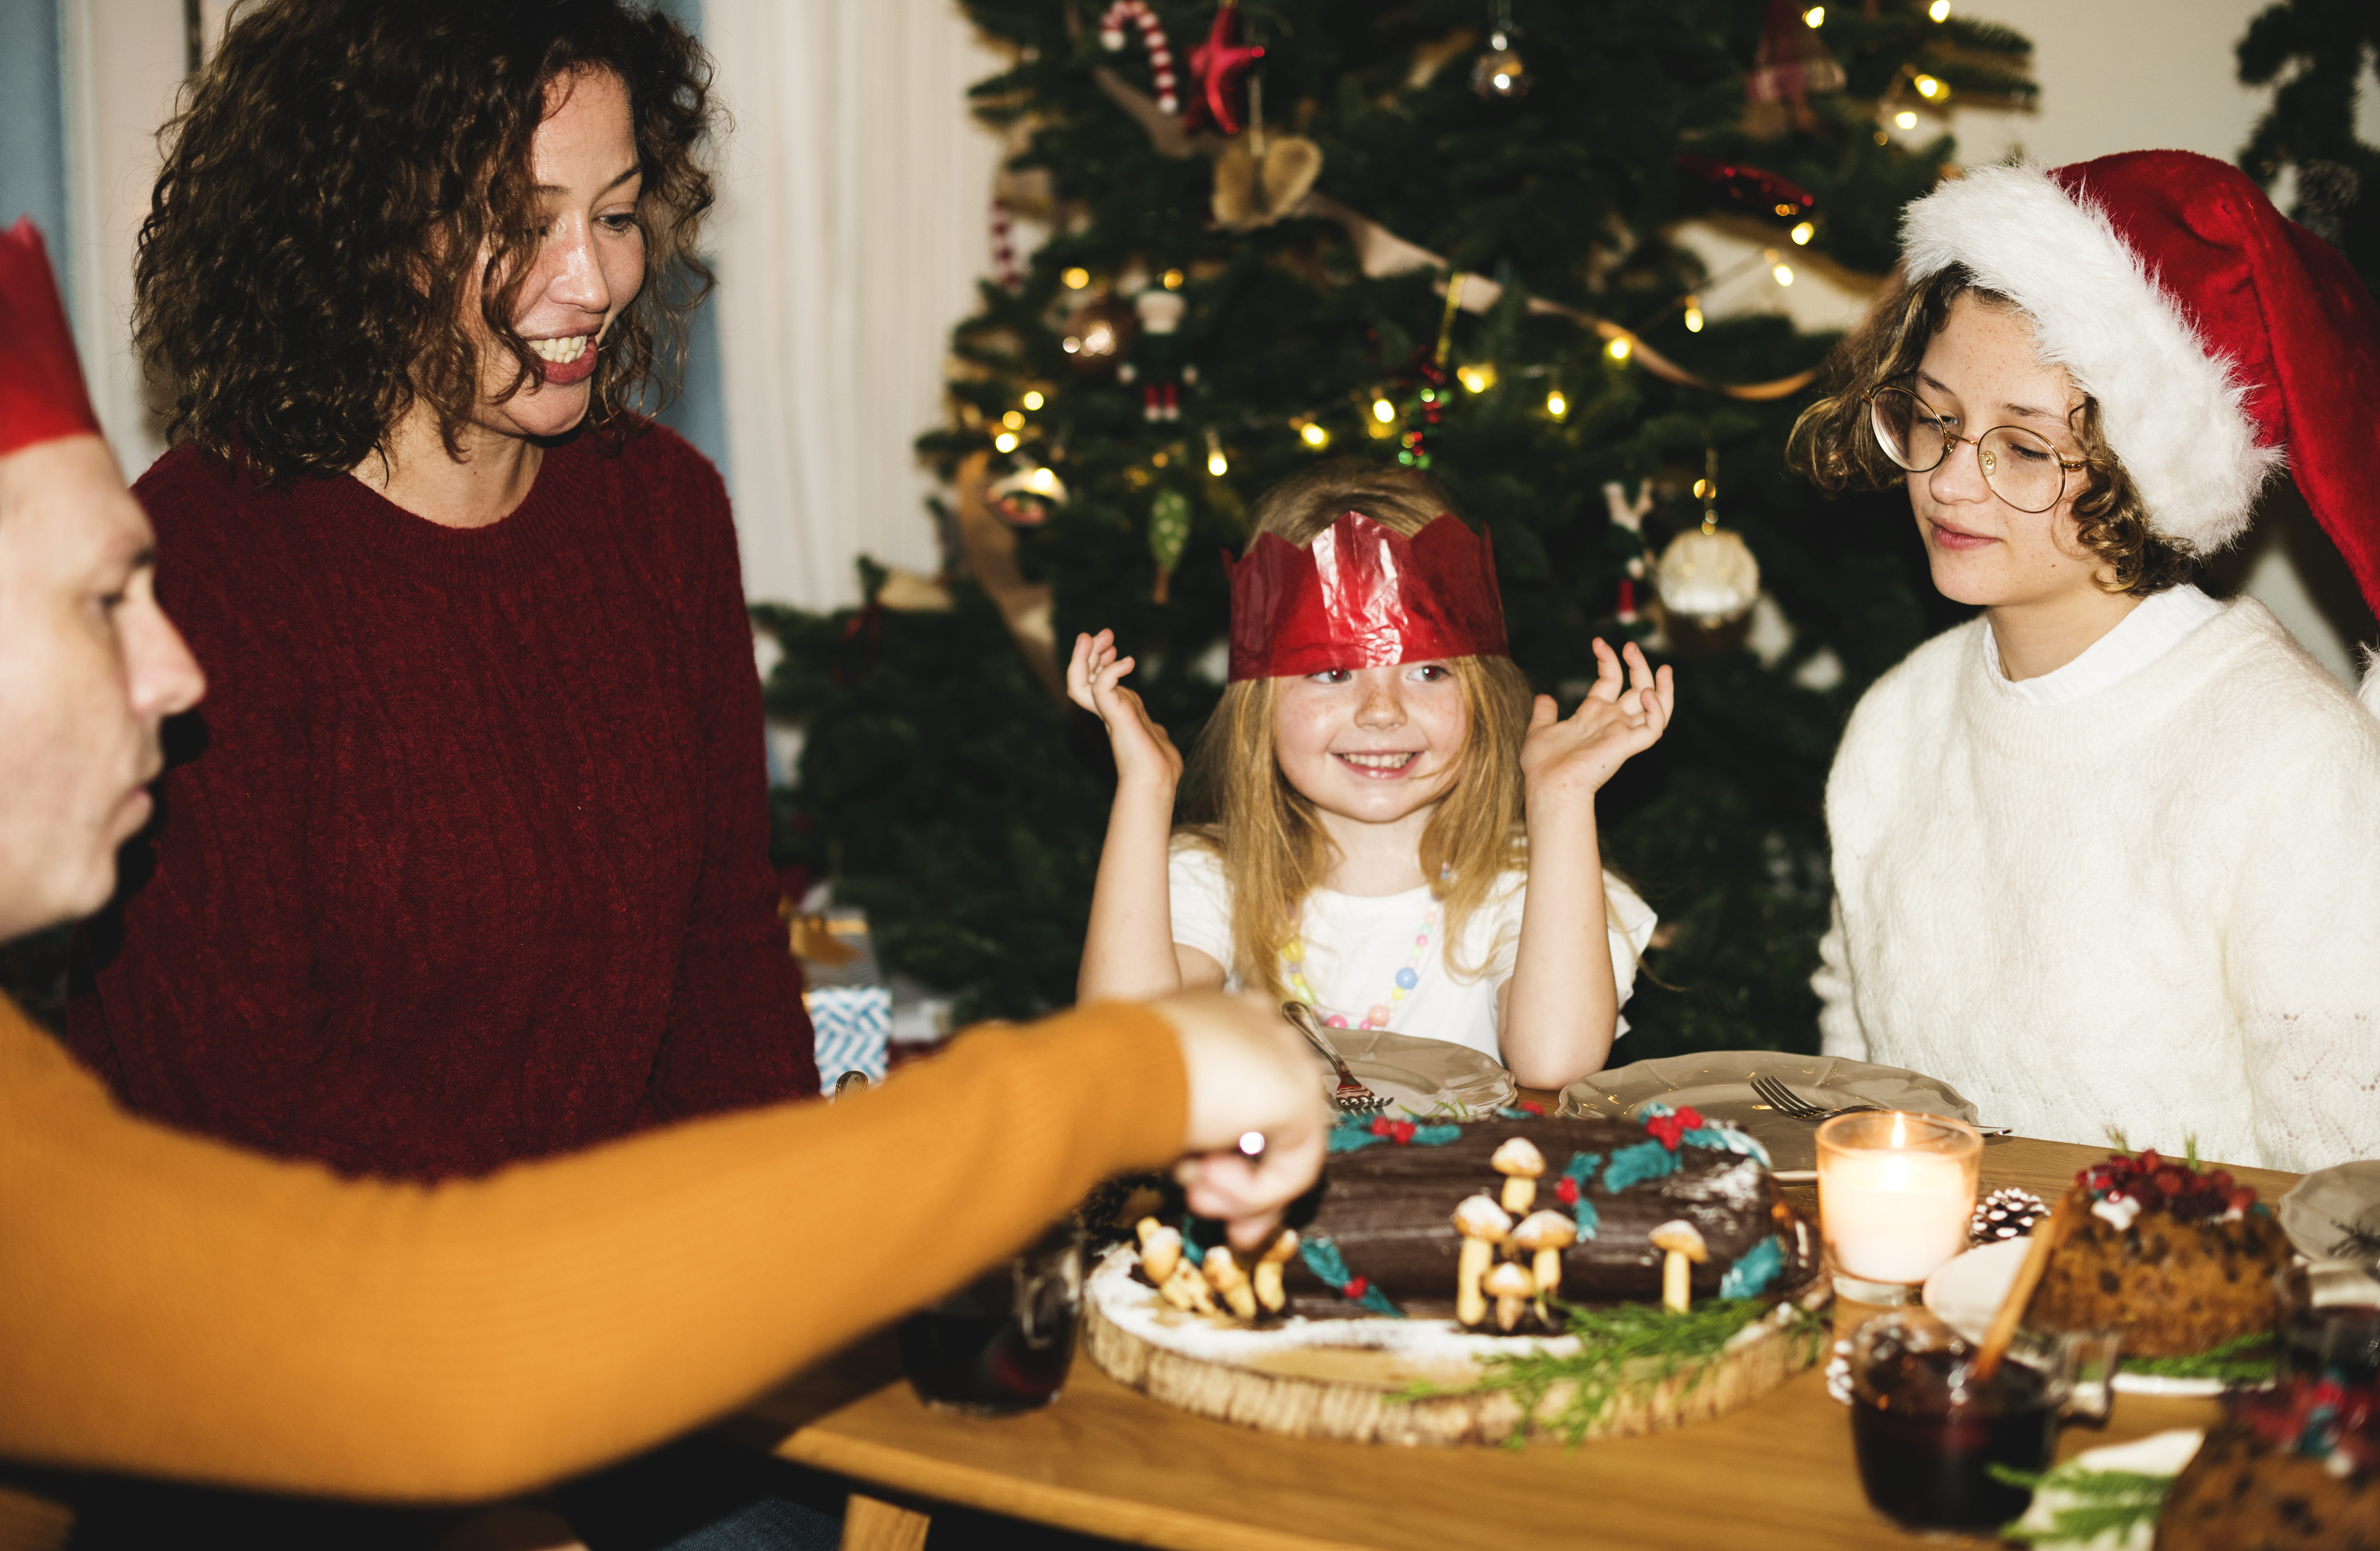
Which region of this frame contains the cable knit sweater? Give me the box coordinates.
[1816,597,2380,1172]
[68,424,817,1180]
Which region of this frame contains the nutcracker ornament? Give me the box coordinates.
[1601,480,1655,626]
[1118,288,1197,422]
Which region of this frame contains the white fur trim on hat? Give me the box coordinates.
[1899,163,2282,555]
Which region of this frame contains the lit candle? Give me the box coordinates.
[1818,1112,1981,1299]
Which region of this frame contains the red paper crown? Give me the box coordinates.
[0,218,102,458]
[1225,511,1508,682]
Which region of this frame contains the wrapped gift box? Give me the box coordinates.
[793,907,888,1091]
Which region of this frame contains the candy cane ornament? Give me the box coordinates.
[1099,1,1178,116]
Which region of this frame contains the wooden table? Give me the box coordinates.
[727,1132,2301,1551]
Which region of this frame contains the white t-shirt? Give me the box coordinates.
[1167,839,1657,1065]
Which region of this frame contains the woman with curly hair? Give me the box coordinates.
[67,0,823,1182]
[1793,151,2380,1173]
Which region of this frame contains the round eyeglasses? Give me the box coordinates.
[1865,386,2086,515]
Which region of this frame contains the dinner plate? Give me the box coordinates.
[2279,1160,2380,1264]
[1318,1027,1517,1116]
[1558,1050,1980,1172]
[1922,1240,2230,1397]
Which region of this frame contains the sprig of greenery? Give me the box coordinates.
[2122,1330,2274,1383]
[1990,1462,2175,1546]
[1401,1298,1824,1447]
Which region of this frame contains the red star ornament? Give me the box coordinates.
[1184,0,1263,136]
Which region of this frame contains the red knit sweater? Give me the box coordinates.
[67,424,819,1180]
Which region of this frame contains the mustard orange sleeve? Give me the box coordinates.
[0,995,1185,1501]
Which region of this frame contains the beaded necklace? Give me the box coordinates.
[1282,895,1440,1031]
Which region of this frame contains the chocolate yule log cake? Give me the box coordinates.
[2028,1148,2291,1358]
[1135,1104,1810,1330]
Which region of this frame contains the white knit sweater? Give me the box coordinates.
[1816,598,2380,1173]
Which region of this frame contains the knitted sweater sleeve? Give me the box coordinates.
[2225,720,2380,1173]
[0,993,1183,1501]
[641,439,821,1116]
[1815,895,1866,1059]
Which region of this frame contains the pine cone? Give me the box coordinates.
[1972,1186,2049,1244]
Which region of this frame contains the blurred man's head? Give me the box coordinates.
[0,220,205,942]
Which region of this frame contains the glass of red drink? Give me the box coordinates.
[1846,1308,2119,1533]
[898,1221,1084,1416]
[2276,1261,2380,1388]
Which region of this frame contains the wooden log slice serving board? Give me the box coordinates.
[1083,1244,1831,1447]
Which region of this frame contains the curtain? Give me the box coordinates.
[702,0,1011,611]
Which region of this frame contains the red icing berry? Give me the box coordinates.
[1383,1119,1418,1145]
[1555,1176,1580,1205]
[1369,1116,1395,1137]
[1675,1106,1705,1131]
[1343,1276,1368,1300]
[1518,1101,1546,1116]
[1646,1108,1703,1150]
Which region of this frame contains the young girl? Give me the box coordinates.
[1794,151,2380,1171]
[1069,463,1672,1089]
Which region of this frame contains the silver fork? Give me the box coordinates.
[1280,1001,1392,1114]
[1749,1073,1880,1122]
[1749,1074,2013,1134]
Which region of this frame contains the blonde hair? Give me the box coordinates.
[1179,462,1535,1002]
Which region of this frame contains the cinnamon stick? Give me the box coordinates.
[1971,1188,2083,1382]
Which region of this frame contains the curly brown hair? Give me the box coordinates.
[135,0,718,482]
[1788,264,2193,597]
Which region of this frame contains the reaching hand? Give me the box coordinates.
[1520,637,1675,811]
[1066,628,1183,790]
[1155,992,1330,1251]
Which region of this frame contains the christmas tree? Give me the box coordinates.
[764,0,2035,1054]
[2235,0,2380,298]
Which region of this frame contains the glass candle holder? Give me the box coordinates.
[1818,1111,1982,1304]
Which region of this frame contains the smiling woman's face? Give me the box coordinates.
[1905,294,2103,611]
[472,67,645,443]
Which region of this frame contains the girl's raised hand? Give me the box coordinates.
[1066,628,1183,789]
[1519,638,1675,811]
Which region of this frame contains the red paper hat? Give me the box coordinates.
[0,218,102,458]
[1897,152,2380,636]
[1225,510,1508,681]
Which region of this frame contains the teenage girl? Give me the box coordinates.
[1069,463,1674,1089]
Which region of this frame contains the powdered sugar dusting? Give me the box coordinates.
[1088,1244,1792,1373]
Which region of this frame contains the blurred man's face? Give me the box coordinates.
[0,435,205,941]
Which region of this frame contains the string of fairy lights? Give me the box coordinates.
[976,0,1970,507]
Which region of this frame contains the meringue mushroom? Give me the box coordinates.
[1510,1209,1579,1301]
[1252,1228,1300,1314]
[1483,1260,1537,1332]
[1452,1193,1514,1326]
[1649,1219,1708,1313]
[1491,1135,1548,1214]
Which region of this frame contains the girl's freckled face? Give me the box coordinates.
[1272,662,1467,825]
[1906,295,2100,612]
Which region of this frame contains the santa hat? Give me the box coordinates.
[1898,152,2380,704]
[0,217,102,458]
